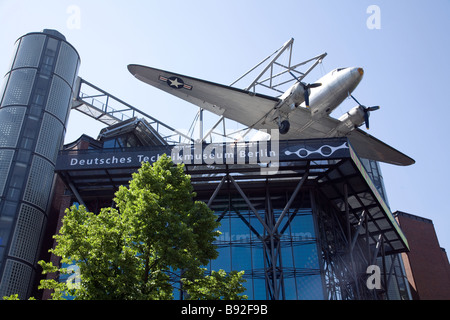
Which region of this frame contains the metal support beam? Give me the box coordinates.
[381,235,388,299]
[272,169,309,233]
[68,181,86,208]
[385,254,398,296]
[200,115,225,143]
[344,184,351,245]
[229,175,271,233]
[243,39,295,92]
[350,210,367,253]
[230,38,294,89]
[371,234,383,266]
[206,176,226,207]
[265,186,280,299]
[73,77,194,144]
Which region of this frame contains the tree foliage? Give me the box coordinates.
[37,155,247,300]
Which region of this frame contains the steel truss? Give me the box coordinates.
[313,188,380,300]
[201,165,316,300]
[196,165,402,300]
[188,39,327,143]
[71,77,194,144]
[70,39,326,145]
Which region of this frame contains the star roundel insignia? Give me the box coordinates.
[159,75,193,90]
[167,76,184,89]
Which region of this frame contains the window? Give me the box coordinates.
[208,194,323,300]
[40,38,58,77]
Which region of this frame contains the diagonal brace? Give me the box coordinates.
[207,175,227,207]
[229,175,271,234]
[350,210,367,253]
[272,170,309,234]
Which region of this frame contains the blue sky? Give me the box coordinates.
[1,0,449,252]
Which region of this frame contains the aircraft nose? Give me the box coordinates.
[350,67,364,81]
[341,67,364,91]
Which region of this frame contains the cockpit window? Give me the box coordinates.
[332,67,348,75]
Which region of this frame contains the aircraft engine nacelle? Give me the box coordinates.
[291,82,307,107]
[337,106,366,133]
[278,82,306,113]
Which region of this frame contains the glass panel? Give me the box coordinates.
[249,209,264,237]
[10,162,27,189]
[6,187,21,201]
[0,260,33,299]
[296,274,324,300]
[45,76,72,122]
[102,139,116,149]
[35,113,64,163]
[253,278,267,299]
[54,42,79,86]
[40,38,58,77]
[9,204,45,264]
[1,69,36,106]
[0,107,26,148]
[1,201,18,218]
[13,34,45,69]
[0,216,14,248]
[0,150,15,196]
[230,212,252,245]
[212,211,231,272]
[251,246,264,274]
[0,74,10,105]
[284,277,297,300]
[15,150,31,164]
[231,246,251,272]
[6,40,19,73]
[31,75,51,107]
[23,156,55,210]
[210,247,231,272]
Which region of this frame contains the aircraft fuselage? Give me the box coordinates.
[306,67,364,117]
[275,66,365,135]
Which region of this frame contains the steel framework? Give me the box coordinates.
[71,77,194,144]
[199,172,389,300]
[181,145,408,299]
[71,39,327,145]
[187,38,327,143]
[55,137,410,299]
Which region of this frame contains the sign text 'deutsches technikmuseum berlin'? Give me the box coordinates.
[55,138,351,172]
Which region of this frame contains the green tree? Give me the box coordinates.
[38,155,247,300]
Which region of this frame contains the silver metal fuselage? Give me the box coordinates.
[306,67,364,118]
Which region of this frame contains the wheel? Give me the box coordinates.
[279,120,290,134]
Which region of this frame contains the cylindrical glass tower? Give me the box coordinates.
[0,29,80,299]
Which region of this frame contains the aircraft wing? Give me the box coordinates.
[279,110,415,166]
[345,129,415,166]
[128,64,280,127]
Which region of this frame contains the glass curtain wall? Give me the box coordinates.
[206,190,323,300]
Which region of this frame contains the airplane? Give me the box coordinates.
[127,64,415,166]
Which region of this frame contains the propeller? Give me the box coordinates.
[349,94,380,129]
[289,72,321,107]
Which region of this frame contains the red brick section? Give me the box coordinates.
[396,211,450,300]
[41,188,71,300]
[41,136,91,299]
